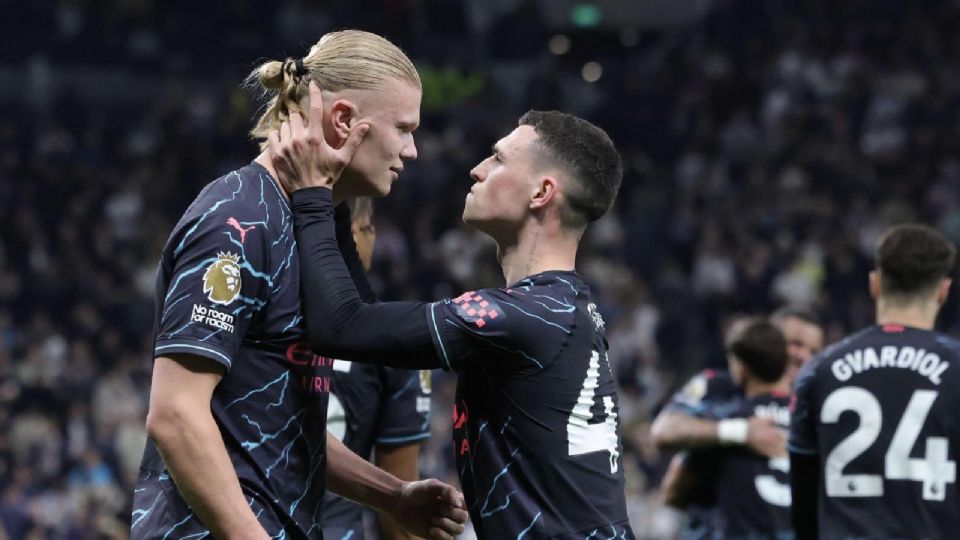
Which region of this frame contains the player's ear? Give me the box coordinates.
[937,278,951,305]
[329,99,359,147]
[868,270,880,300]
[727,354,743,385]
[529,176,558,211]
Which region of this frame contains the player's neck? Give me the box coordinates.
[254,152,346,205]
[744,378,788,398]
[497,222,578,285]
[876,298,939,330]
[255,153,288,200]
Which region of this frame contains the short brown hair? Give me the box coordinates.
[518,111,623,228]
[727,318,788,383]
[877,224,956,297]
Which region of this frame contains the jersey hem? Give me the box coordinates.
[787,443,817,455]
[375,432,431,446]
[546,518,633,539]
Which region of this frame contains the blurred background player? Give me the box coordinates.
[772,309,825,391]
[663,318,792,540]
[132,31,464,540]
[270,109,635,538]
[790,223,960,539]
[322,197,432,540]
[651,310,823,459]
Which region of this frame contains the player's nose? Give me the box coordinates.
[469,164,484,183]
[400,139,417,161]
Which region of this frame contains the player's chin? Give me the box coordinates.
[461,204,475,225]
[461,211,485,229]
[462,196,478,219]
[374,181,392,197]
[365,175,393,197]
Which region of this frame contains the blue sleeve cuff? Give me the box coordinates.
[155,339,233,369]
[375,432,431,446]
[787,443,818,455]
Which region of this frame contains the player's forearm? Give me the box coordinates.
[292,188,440,368]
[650,411,721,451]
[326,432,405,514]
[291,187,364,346]
[661,454,695,509]
[376,444,423,540]
[147,408,267,539]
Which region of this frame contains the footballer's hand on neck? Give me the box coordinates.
[267,81,369,193]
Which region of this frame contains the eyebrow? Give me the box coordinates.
[492,144,504,159]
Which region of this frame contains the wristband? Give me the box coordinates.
[717,418,749,445]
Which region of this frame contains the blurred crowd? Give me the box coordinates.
[2,0,960,538]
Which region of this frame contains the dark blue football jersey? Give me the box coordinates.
[664,369,743,418]
[664,369,743,536]
[321,360,431,540]
[132,163,333,540]
[790,325,960,539]
[684,393,793,540]
[427,272,634,539]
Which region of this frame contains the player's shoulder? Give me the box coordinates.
[802,325,876,379]
[668,368,742,417]
[823,325,876,357]
[510,270,582,299]
[166,164,289,259]
[511,270,584,297]
[442,271,583,335]
[182,163,283,225]
[929,330,960,358]
[806,325,960,379]
[688,368,738,398]
[502,270,585,326]
[703,367,735,385]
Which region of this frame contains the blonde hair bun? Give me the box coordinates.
[247,30,420,144]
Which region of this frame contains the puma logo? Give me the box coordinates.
[452,403,468,429]
[226,217,256,243]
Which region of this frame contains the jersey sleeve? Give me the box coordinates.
[664,369,740,418]
[292,187,440,369]
[154,197,272,370]
[375,368,432,446]
[788,360,819,455]
[425,287,572,372]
